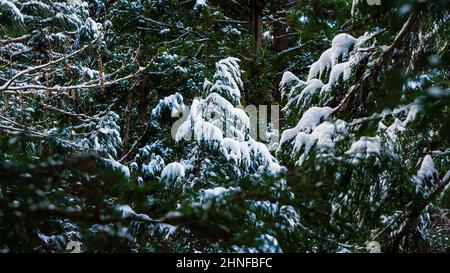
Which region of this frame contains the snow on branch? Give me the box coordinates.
[0,38,98,92]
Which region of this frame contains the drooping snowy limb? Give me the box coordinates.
[338,11,420,110]
[277,9,432,174]
[278,23,418,165]
[0,105,121,154]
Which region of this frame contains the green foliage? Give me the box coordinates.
[0,0,449,253]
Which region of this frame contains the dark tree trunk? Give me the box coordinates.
[250,0,264,54]
[247,0,266,105]
[271,0,289,101]
[137,75,151,123]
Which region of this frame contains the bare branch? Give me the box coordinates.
[0,39,98,92]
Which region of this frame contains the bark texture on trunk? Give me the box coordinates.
[250,0,264,54]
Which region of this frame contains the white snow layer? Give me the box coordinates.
[174,57,285,176]
[152,92,184,118]
[345,136,381,164]
[103,157,130,179]
[292,120,346,165]
[331,33,357,61]
[221,138,251,166]
[283,33,370,119]
[200,186,238,202]
[278,106,346,166]
[297,79,323,106]
[0,0,24,23]
[194,0,207,9]
[279,32,375,162]
[161,162,185,181]
[305,33,359,85]
[117,205,152,222]
[210,57,243,105]
[414,155,439,196]
[175,92,249,143]
[142,154,165,177]
[280,106,334,146]
[280,71,302,98]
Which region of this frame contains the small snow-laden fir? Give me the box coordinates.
[209,57,243,106]
[181,92,251,141]
[174,57,285,177]
[127,57,292,252]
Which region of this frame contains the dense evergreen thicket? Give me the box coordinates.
[0,0,449,253]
